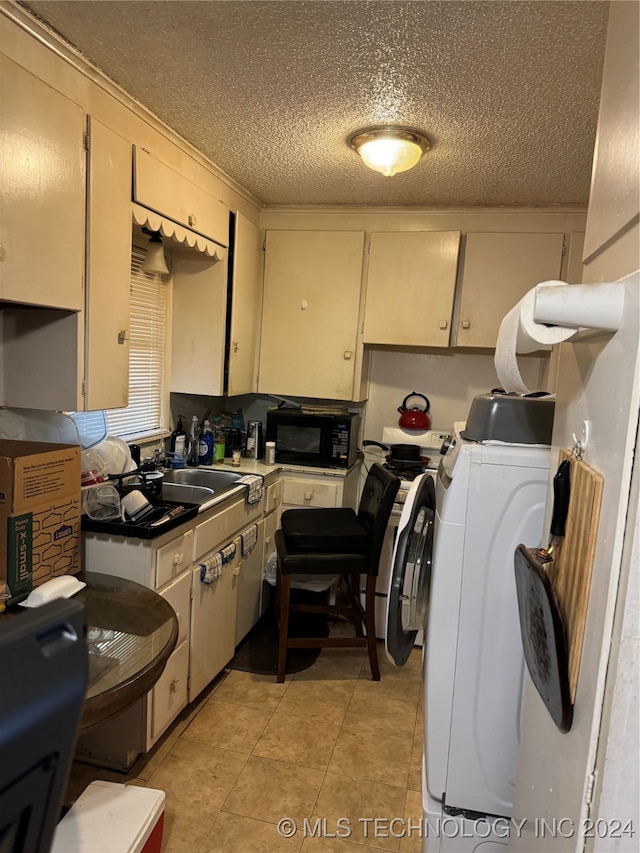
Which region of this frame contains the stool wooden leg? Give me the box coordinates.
[277,572,292,683]
[365,575,380,681]
[349,573,364,637]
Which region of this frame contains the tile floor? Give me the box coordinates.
[67,639,424,853]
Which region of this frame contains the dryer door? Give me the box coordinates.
[385,473,435,667]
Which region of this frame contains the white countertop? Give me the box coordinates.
[196,459,357,478]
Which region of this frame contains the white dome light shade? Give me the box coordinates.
[350,128,431,177]
[141,232,170,275]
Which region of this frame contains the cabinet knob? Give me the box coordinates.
[188,214,197,227]
[169,679,179,693]
[173,553,183,566]
[232,341,239,353]
[461,319,471,330]
[117,329,129,344]
[343,351,352,360]
[301,299,309,310]
[439,320,448,330]
[0,244,5,261]
[304,490,313,501]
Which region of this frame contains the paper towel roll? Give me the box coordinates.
[494,282,576,395]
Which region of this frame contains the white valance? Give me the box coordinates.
[132,203,226,261]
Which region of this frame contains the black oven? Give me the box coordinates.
[266,410,360,469]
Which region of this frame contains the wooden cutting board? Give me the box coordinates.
[552,449,603,703]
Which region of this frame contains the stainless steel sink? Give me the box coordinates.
[163,468,243,491]
[162,483,215,505]
[162,468,244,508]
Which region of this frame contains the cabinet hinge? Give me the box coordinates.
[190,586,195,601]
[81,378,88,398]
[83,131,90,151]
[562,242,567,257]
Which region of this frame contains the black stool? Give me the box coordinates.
[275,463,399,682]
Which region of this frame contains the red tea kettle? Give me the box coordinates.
[398,392,431,430]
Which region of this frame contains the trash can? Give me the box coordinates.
[51,781,165,853]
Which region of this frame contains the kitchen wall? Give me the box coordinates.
[364,347,544,440]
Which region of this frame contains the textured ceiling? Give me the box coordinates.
[21,0,609,207]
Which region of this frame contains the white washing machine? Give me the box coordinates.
[361,426,447,645]
[386,422,551,852]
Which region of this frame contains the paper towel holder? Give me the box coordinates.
[533,281,625,334]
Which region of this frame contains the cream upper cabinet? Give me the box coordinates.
[171,252,228,396]
[84,116,132,411]
[133,146,228,248]
[0,56,84,311]
[227,213,262,396]
[363,231,461,346]
[454,232,565,348]
[258,230,365,401]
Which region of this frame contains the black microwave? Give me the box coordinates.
[266,410,360,469]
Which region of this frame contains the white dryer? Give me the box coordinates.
[386,422,551,852]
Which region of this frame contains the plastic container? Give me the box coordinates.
[0,407,80,444]
[462,393,555,444]
[212,415,225,464]
[51,781,165,853]
[265,441,276,464]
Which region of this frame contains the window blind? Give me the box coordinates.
[106,249,168,440]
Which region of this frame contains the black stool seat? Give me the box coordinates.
[275,528,367,574]
[275,463,399,683]
[280,507,369,555]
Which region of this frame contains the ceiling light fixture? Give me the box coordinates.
[350,127,431,177]
[141,230,170,276]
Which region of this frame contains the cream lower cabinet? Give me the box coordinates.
[279,466,360,512]
[363,231,461,346]
[189,552,238,700]
[189,491,265,699]
[234,519,266,646]
[454,232,566,348]
[77,528,194,770]
[258,230,367,401]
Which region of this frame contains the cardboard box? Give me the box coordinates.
[0,440,81,601]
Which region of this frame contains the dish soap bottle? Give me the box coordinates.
[170,415,187,466]
[198,419,214,466]
[212,415,225,464]
[187,415,200,467]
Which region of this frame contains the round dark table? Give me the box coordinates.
[77,571,178,730]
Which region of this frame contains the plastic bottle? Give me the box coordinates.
[187,416,200,467]
[212,415,225,464]
[198,419,214,466]
[170,415,187,465]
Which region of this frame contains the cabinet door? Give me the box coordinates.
[189,556,237,701]
[281,475,342,508]
[0,57,84,310]
[133,146,228,247]
[235,520,265,646]
[171,252,228,395]
[84,116,131,410]
[227,213,262,395]
[364,231,460,346]
[150,570,191,742]
[455,232,565,348]
[258,230,365,400]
